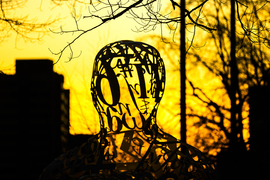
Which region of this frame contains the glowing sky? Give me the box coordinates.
[1,1,253,156]
[0,0,181,137]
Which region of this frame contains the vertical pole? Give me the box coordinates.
[230,0,237,150]
[180,0,186,145]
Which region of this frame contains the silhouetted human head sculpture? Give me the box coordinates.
[39,40,219,180]
[91,40,165,134]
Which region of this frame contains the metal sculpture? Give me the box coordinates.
[39,40,219,180]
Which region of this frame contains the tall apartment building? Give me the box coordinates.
[0,59,70,179]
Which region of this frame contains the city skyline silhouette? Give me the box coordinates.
[0,58,269,179]
[0,59,69,179]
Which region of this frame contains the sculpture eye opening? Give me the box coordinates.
[100,77,113,105]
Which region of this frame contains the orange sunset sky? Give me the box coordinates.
[0,0,184,138]
[1,1,251,156]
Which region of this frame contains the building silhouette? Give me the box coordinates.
[249,86,270,179]
[0,59,70,179]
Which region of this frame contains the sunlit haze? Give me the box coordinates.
[0,0,182,138]
[0,0,252,157]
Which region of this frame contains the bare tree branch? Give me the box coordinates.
[0,0,59,43]
[48,0,217,62]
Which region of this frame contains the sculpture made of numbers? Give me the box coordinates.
[39,40,219,180]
